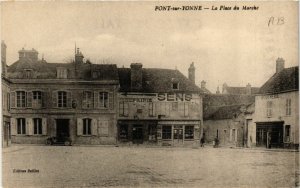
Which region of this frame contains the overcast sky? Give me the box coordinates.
[1,1,298,92]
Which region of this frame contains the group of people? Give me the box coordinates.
[200,137,219,148]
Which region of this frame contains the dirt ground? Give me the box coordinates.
[2,145,299,188]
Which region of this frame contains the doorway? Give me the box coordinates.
[56,119,70,138]
[173,126,183,146]
[132,125,143,144]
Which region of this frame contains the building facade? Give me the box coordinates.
[7,48,119,145]
[117,63,204,146]
[2,41,11,147]
[250,58,299,149]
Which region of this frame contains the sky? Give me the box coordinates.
[1,1,298,92]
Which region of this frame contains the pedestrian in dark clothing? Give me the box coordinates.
[200,137,205,147]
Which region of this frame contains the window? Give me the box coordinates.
[24,69,33,78]
[148,102,155,117]
[172,83,179,90]
[99,92,108,108]
[285,125,290,142]
[17,118,26,135]
[286,99,291,116]
[185,126,194,139]
[83,91,93,109]
[119,102,129,116]
[231,129,236,142]
[172,102,178,111]
[148,125,157,141]
[58,91,67,107]
[57,68,67,78]
[33,91,42,108]
[33,118,42,135]
[83,118,91,135]
[184,102,189,117]
[266,101,272,117]
[16,91,26,108]
[162,126,172,139]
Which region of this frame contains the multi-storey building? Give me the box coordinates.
[117,63,204,146]
[2,41,11,147]
[251,58,299,148]
[7,48,119,145]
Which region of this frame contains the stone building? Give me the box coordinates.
[203,94,255,147]
[251,58,299,149]
[222,83,260,95]
[2,41,11,147]
[117,63,204,146]
[7,48,119,145]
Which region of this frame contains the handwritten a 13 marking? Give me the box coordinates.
[268,17,284,27]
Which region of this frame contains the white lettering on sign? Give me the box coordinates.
[261,94,279,99]
[157,93,192,101]
[121,98,153,102]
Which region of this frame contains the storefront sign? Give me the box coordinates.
[157,93,192,101]
[261,94,279,99]
[121,98,153,102]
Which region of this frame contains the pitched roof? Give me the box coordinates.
[118,68,203,93]
[259,66,299,94]
[7,59,119,81]
[203,94,255,120]
[224,86,260,95]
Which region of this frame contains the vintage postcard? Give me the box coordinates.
[1,1,299,187]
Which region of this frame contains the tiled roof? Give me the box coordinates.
[203,94,255,120]
[259,66,299,94]
[118,68,204,93]
[7,59,119,81]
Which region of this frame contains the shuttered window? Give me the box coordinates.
[33,118,42,135]
[266,101,272,117]
[119,102,129,117]
[83,91,93,109]
[33,91,42,109]
[16,91,26,108]
[83,118,92,135]
[58,91,67,108]
[286,99,291,116]
[99,92,109,108]
[17,118,26,135]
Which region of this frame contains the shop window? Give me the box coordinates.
[83,118,91,135]
[33,118,42,135]
[83,91,93,109]
[266,101,272,117]
[184,126,194,139]
[99,92,109,108]
[33,91,42,108]
[119,102,129,117]
[58,91,67,108]
[119,124,128,139]
[286,99,291,116]
[17,118,26,135]
[16,91,26,108]
[285,125,290,142]
[162,126,172,139]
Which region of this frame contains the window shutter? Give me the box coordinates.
[91,119,98,136]
[109,92,113,110]
[230,129,232,141]
[52,91,57,108]
[10,92,16,108]
[42,92,47,108]
[67,91,72,108]
[26,118,33,135]
[26,91,32,108]
[42,118,47,135]
[94,91,98,109]
[77,118,83,136]
[11,118,17,135]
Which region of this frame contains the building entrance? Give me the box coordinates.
[173,126,183,145]
[56,119,70,138]
[132,125,143,144]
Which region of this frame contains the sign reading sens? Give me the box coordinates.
[157,93,192,101]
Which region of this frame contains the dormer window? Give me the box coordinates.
[172,82,179,90]
[24,69,33,78]
[57,67,68,79]
[92,70,101,79]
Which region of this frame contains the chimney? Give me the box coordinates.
[276,58,285,73]
[130,63,143,91]
[222,83,228,94]
[246,83,251,95]
[216,86,220,94]
[201,80,206,89]
[1,41,7,77]
[188,62,195,84]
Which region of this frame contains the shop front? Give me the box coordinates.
[256,121,284,148]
